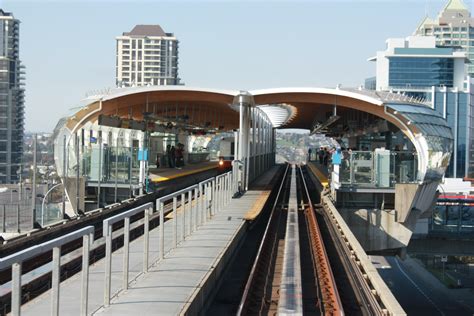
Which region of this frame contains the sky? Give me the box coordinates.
[0,0,465,132]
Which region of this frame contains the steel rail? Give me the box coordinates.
[237,163,290,316]
[298,165,344,316]
[308,166,389,316]
[320,195,385,316]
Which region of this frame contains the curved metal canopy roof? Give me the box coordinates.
[61,85,452,182]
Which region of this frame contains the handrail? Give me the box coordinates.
[157,184,199,203]
[102,202,154,307]
[0,225,94,316]
[155,172,235,264]
[102,202,153,235]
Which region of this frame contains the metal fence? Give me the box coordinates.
[2,171,237,314]
[0,226,94,316]
[102,202,154,307]
[155,171,234,261]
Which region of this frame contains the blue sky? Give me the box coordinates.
[1,0,462,132]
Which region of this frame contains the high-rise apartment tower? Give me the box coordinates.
[116,25,179,87]
[414,0,474,75]
[0,10,24,183]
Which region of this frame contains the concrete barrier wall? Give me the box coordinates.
[180,221,248,315]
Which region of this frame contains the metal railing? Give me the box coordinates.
[1,171,236,315]
[102,202,154,307]
[156,171,234,262]
[0,226,94,316]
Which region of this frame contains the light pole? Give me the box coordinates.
[31,134,37,228]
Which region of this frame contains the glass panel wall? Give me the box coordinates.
[340,150,418,188]
[82,145,140,184]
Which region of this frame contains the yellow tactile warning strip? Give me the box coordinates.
[151,165,217,183]
[307,162,329,188]
[244,190,272,221]
[243,167,281,221]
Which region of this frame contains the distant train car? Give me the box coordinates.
[218,136,234,169]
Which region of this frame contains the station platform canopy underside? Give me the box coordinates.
[61,86,453,183]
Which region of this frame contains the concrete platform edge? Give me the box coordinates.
[179,220,247,316]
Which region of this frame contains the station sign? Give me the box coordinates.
[138,149,148,161]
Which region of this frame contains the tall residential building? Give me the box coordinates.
[368,36,474,178]
[414,0,474,75]
[0,10,24,183]
[116,25,179,87]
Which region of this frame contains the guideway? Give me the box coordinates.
[238,164,339,315]
[238,164,405,316]
[7,167,280,316]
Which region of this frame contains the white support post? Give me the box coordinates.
[245,106,251,190]
[188,190,192,236]
[173,196,178,247]
[258,113,263,175]
[11,262,21,316]
[104,226,112,307]
[123,217,130,290]
[51,246,61,316]
[181,193,185,240]
[143,207,150,273]
[159,202,165,260]
[194,188,198,231]
[203,184,207,222]
[239,101,245,192]
[80,234,90,316]
[252,108,256,182]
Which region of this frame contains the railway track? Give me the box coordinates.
[238,164,393,316]
[238,164,340,315]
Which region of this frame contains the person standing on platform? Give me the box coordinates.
[323,148,329,166]
[166,145,171,168]
[307,148,312,162]
[318,147,324,165]
[170,145,176,168]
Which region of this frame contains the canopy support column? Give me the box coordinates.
[235,92,254,192]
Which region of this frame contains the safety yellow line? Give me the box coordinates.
[151,165,217,183]
[244,190,272,221]
[307,163,329,188]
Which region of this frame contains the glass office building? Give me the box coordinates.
[432,88,474,178]
[368,36,474,178]
[388,56,454,88]
[414,0,474,76]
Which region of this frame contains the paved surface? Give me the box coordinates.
[149,161,217,183]
[372,255,474,316]
[18,167,278,316]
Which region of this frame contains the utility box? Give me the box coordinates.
[374,148,391,187]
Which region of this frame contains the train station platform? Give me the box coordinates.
[18,167,280,316]
[148,161,218,183]
[307,161,329,188]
